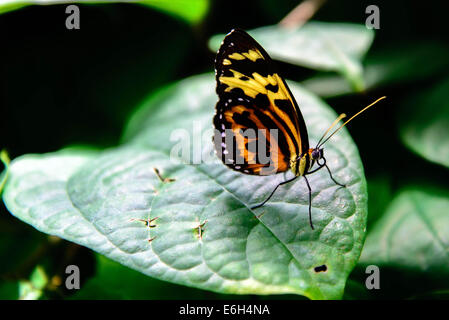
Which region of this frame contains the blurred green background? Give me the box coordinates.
[1,0,449,299]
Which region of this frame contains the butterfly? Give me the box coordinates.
[212,29,385,229]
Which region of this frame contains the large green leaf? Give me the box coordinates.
[0,0,209,24]
[359,187,449,296]
[209,23,374,91]
[3,74,367,299]
[399,77,449,169]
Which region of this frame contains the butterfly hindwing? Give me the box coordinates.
[213,96,290,175]
[213,29,309,175]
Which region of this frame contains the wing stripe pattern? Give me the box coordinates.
[213,29,309,175]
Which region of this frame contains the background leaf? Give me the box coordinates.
[18,265,48,300]
[209,23,374,91]
[3,74,368,300]
[359,186,449,298]
[0,0,209,24]
[366,175,393,228]
[301,42,449,98]
[399,76,449,169]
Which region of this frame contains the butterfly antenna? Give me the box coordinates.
[315,113,347,149]
[317,96,387,149]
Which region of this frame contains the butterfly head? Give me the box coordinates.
[310,148,323,161]
[307,148,324,173]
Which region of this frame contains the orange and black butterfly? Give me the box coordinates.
[213,29,385,229]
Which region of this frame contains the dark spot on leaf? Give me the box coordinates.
[314,265,327,273]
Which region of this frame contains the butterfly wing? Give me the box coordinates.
[213,29,309,176]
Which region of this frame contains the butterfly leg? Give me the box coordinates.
[320,158,345,187]
[306,158,345,187]
[303,175,314,230]
[251,175,298,210]
[306,164,325,174]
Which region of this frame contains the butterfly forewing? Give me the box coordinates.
[213,29,309,175]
